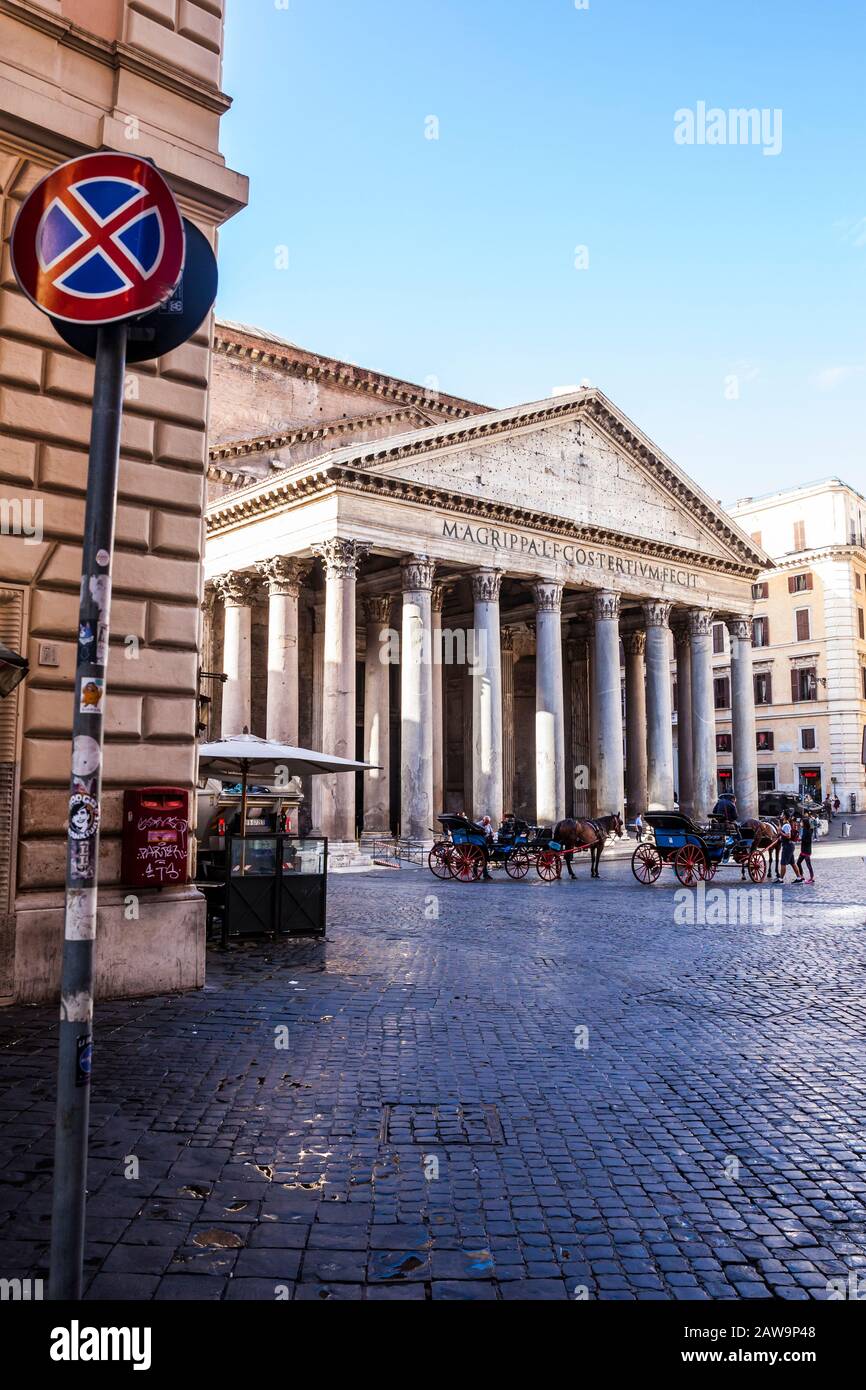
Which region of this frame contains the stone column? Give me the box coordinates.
[431,584,446,820]
[256,556,308,745]
[689,608,717,821]
[643,600,675,810]
[623,629,648,818]
[567,634,591,818]
[311,538,370,844]
[534,581,565,825]
[592,590,624,818]
[400,555,436,842]
[673,622,694,817]
[213,572,255,736]
[471,569,504,823]
[309,603,325,833]
[501,627,516,815]
[728,616,759,820]
[362,595,393,834]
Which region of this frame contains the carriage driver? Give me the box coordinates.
[710,790,739,830]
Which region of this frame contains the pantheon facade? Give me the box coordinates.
[203,324,768,860]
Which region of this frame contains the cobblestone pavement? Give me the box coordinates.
[2,847,866,1302]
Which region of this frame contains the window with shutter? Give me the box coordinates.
[791,668,817,702]
[795,608,811,641]
[754,672,772,705]
[712,623,725,654]
[788,572,813,594]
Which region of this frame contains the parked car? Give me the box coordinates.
[758,791,828,823]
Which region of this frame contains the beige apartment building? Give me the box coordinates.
[0,0,247,1003]
[710,478,866,812]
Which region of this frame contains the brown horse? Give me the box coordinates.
[735,817,780,879]
[553,813,625,878]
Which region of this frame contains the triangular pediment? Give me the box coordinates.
[307,390,765,568]
[206,388,768,572]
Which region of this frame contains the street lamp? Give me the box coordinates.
[0,643,28,699]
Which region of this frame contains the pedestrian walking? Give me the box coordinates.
[778,815,803,884]
[797,815,815,883]
[479,814,495,879]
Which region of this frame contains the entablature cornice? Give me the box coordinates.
[213,327,485,421]
[208,406,436,466]
[205,463,763,582]
[756,544,866,574]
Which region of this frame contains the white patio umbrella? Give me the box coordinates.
[197,733,375,837]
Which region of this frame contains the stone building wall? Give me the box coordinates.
[0,0,247,1003]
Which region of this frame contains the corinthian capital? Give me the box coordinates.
[726,615,753,643]
[401,554,436,592]
[622,629,646,657]
[671,621,691,651]
[256,556,309,597]
[533,580,563,614]
[212,571,256,607]
[312,538,371,580]
[593,589,620,622]
[688,608,715,637]
[471,568,503,603]
[363,594,393,625]
[642,599,673,628]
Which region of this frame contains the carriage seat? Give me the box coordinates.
[437,813,487,837]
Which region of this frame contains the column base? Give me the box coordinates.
[326,841,378,873]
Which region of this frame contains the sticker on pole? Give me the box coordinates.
[10,152,185,325]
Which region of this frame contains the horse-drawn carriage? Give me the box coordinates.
[631,810,772,886]
[428,814,564,882]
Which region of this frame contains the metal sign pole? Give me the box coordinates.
[49,319,128,1301]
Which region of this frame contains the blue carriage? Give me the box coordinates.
[429,814,563,882]
[631,811,768,886]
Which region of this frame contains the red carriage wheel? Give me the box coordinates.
[701,858,718,880]
[450,844,485,881]
[747,849,768,883]
[427,842,453,879]
[536,849,562,882]
[674,844,705,886]
[505,846,531,879]
[631,844,662,884]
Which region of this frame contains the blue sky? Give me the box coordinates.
[218,0,865,503]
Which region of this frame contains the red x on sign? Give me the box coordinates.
[11,151,185,325]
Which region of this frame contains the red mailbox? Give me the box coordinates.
[121,787,191,888]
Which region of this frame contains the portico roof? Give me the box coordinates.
[206,386,771,576]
